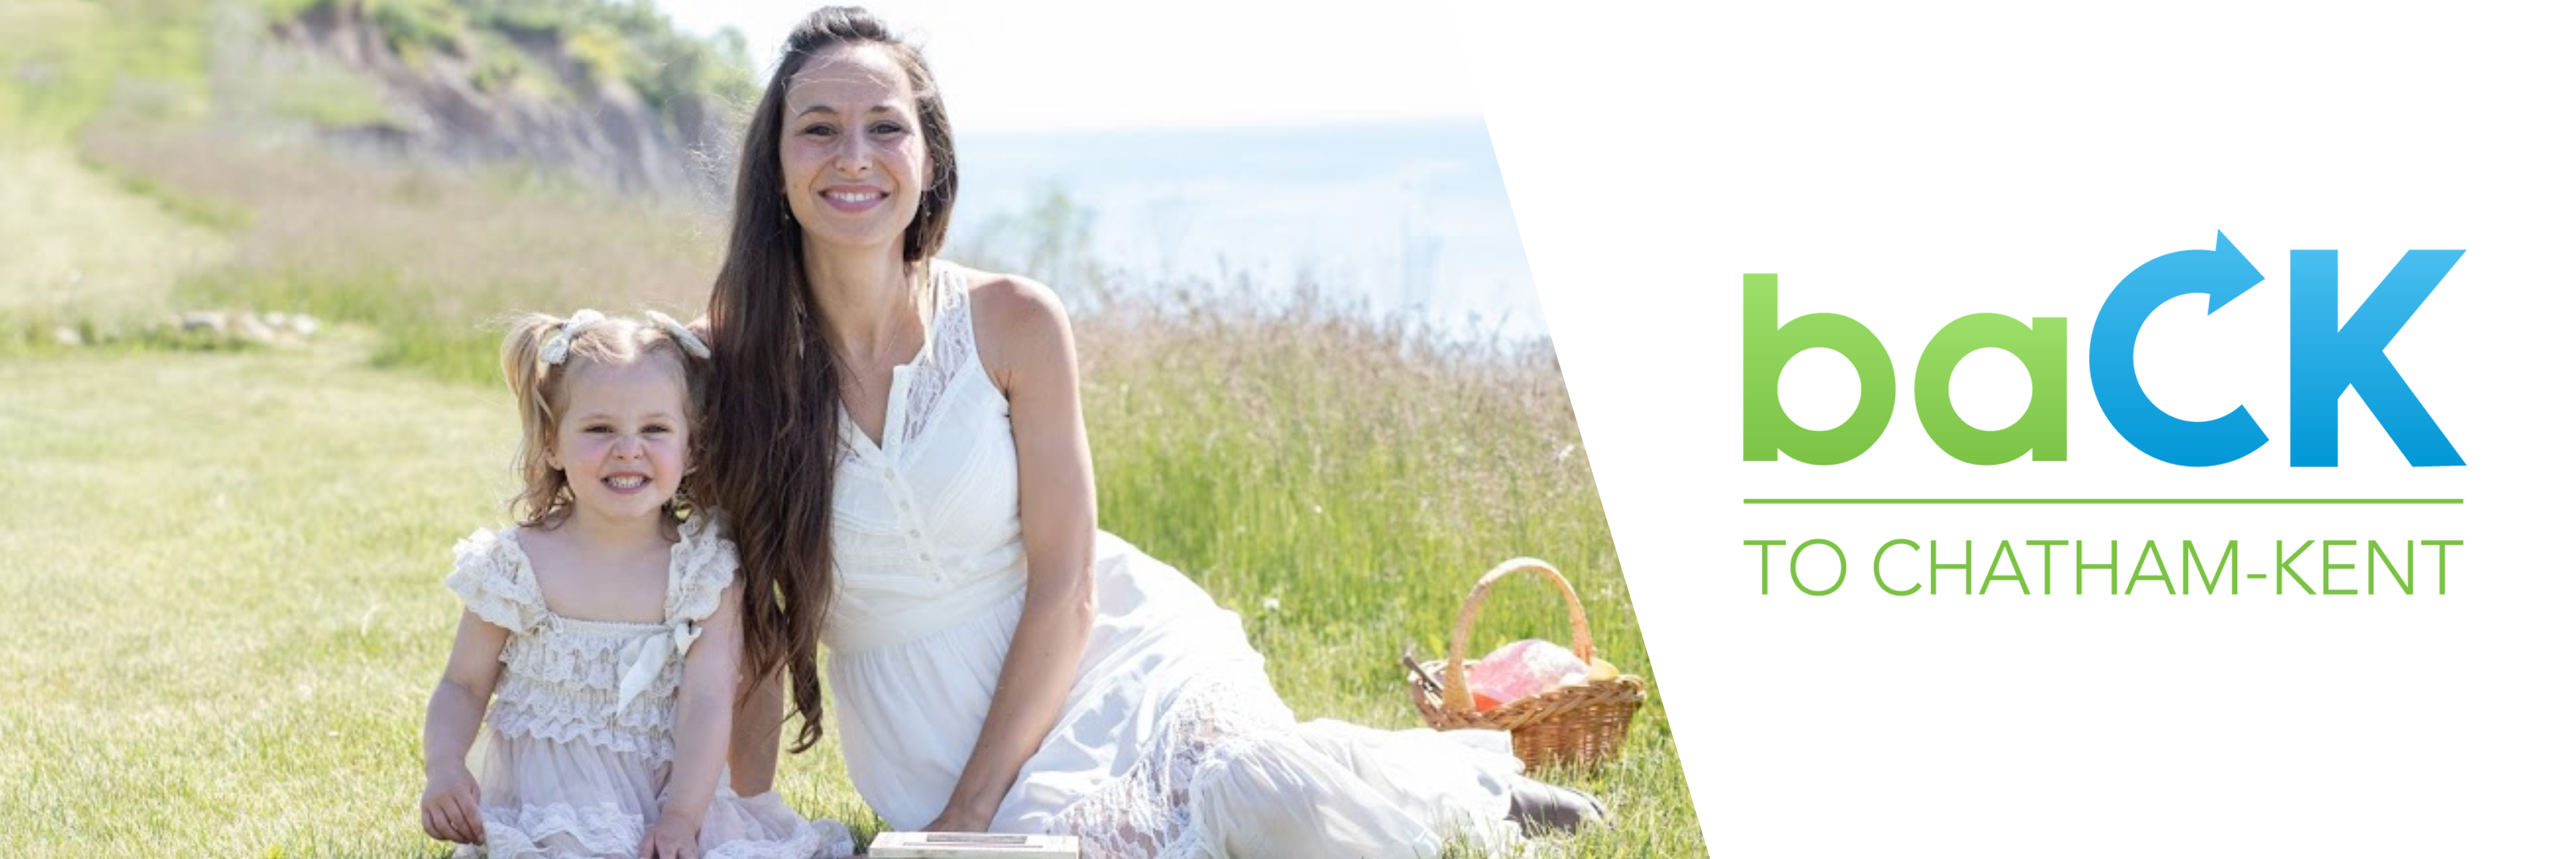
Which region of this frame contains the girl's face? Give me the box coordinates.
[547,355,692,527]
[778,43,928,256]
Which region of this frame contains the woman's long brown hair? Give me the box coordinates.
[702,5,957,754]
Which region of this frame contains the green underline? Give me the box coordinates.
[1743,498,2464,505]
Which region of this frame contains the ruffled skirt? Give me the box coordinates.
[462,731,854,858]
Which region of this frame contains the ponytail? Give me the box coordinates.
[499,313,578,527]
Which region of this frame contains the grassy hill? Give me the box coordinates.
[1,2,1702,856]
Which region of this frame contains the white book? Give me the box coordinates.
[867,831,1081,858]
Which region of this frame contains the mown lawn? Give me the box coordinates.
[0,319,1699,857]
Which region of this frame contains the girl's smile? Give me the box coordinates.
[547,356,693,528]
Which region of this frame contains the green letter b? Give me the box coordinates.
[1743,274,1895,464]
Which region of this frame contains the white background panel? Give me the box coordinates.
[1453,2,2574,854]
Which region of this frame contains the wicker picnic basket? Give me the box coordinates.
[1407,558,1648,773]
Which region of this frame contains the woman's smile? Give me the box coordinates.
[821,184,890,212]
[778,42,927,252]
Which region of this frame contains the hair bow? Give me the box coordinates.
[646,310,712,360]
[539,309,606,366]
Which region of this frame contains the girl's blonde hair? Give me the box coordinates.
[497,309,712,527]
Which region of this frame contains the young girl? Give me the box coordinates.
[420,309,853,859]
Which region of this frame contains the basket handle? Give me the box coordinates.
[1439,558,1593,715]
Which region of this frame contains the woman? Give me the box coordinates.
[700,7,1606,857]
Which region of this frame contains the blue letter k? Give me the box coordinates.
[2289,248,2465,467]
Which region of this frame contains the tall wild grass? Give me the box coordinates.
[11,71,1700,857]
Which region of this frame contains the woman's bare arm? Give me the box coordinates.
[729,670,785,795]
[924,274,1097,831]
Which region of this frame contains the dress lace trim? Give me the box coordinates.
[900,262,977,449]
[449,529,544,634]
[1046,674,1288,859]
[487,623,684,760]
[704,831,843,859]
[665,513,736,627]
[486,701,673,760]
[445,516,743,764]
[472,802,645,857]
[449,513,734,627]
[498,624,683,691]
[467,799,847,859]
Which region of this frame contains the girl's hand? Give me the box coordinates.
[419,760,484,844]
[640,808,704,859]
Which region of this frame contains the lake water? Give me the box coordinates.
[947,119,1548,344]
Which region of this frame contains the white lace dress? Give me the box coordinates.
[822,261,1530,858]
[447,515,855,858]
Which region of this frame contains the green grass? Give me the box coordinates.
[0,339,876,856]
[68,125,724,380]
[2,13,1700,853]
[1078,289,1696,856]
[0,0,211,146]
[1,152,1703,859]
[0,146,232,331]
[0,328,1698,859]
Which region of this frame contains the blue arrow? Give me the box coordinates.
[2089,231,2270,466]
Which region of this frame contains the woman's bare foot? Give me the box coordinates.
[1505,775,1609,836]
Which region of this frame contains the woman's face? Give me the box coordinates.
[778,43,928,256]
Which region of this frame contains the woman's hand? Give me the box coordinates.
[934,272,1094,842]
[419,760,484,844]
[924,803,995,834]
[640,807,706,859]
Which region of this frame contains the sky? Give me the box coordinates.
[650,0,1488,134]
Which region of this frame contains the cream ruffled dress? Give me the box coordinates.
[445,515,854,858]
[821,261,1531,858]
